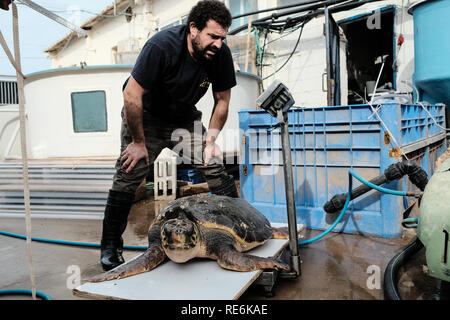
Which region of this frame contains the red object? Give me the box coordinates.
[397,34,405,46]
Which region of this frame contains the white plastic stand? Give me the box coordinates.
[154,148,177,200]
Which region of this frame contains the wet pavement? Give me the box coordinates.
[0,196,448,300]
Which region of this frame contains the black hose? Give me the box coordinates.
[324,174,388,214]
[228,0,349,35]
[232,0,327,20]
[324,160,428,215]
[229,0,385,35]
[383,237,424,300]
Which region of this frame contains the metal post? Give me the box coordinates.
[11,2,36,300]
[277,110,301,276]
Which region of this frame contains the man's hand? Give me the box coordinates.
[120,141,149,174]
[204,141,223,166]
[0,0,12,10]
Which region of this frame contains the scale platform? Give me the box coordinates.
[73,238,289,300]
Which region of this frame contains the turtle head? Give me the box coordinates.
[161,218,200,263]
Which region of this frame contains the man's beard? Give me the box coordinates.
[191,35,218,62]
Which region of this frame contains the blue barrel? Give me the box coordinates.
[409,0,450,127]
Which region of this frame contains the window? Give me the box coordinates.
[228,0,257,32]
[71,90,107,133]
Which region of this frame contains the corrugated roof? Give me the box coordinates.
[44,0,134,55]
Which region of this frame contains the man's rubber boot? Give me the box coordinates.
[198,161,239,198]
[209,174,239,198]
[100,189,135,271]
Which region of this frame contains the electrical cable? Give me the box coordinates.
[232,0,386,34]
[232,0,329,20]
[262,20,308,81]
[229,0,351,35]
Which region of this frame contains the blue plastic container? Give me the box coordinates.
[239,102,446,238]
[410,0,450,126]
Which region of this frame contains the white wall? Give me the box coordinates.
[261,16,331,107]
[0,104,21,160]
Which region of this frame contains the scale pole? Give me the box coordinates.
[277,110,301,276]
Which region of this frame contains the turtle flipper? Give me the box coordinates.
[271,227,289,239]
[271,226,304,239]
[84,245,166,283]
[216,248,290,272]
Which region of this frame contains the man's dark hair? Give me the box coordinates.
[187,0,232,31]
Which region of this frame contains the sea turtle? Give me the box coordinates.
[87,194,290,282]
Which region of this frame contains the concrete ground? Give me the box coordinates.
[0,197,448,301]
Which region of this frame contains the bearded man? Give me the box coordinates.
[100,0,238,271]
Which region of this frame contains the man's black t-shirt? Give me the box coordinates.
[124,24,237,123]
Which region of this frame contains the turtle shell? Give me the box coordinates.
[153,194,272,244]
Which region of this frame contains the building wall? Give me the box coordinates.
[260,16,338,106]
[48,0,195,69]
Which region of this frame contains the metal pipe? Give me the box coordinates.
[230,0,385,34]
[258,0,376,28]
[229,0,349,34]
[232,0,329,20]
[324,160,428,215]
[277,110,301,276]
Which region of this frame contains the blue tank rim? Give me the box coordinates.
[407,0,439,15]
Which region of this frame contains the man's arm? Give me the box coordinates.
[120,75,150,173]
[204,88,231,165]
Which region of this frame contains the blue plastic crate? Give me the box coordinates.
[239,102,447,238]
